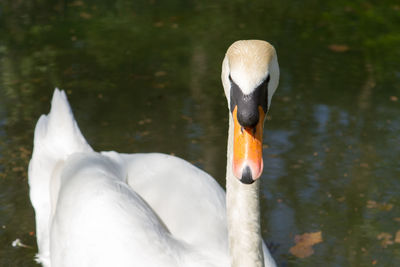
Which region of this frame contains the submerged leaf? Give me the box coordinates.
[366,200,393,211]
[328,44,350,52]
[377,232,393,248]
[80,12,92,19]
[395,231,400,243]
[289,231,323,258]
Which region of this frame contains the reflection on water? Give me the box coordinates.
[1,0,400,266]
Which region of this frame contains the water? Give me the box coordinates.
[1,0,399,266]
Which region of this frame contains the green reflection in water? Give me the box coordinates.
[0,0,399,266]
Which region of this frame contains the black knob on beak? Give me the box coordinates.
[237,105,259,128]
[229,75,269,129]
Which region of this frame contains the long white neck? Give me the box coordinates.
[226,113,264,267]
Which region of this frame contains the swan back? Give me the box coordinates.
[49,153,179,267]
[29,89,231,267]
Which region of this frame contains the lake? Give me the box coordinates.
[0,0,399,266]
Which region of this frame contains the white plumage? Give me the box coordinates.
[29,40,279,267]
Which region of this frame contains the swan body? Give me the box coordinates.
[29,40,279,267]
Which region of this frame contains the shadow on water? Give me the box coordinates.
[0,0,399,266]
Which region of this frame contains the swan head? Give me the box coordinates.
[221,40,280,184]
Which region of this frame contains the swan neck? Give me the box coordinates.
[226,114,264,267]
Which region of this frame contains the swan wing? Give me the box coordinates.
[116,152,229,254]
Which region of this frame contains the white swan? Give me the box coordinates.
[28,40,279,267]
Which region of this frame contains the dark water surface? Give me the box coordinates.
[1,0,400,266]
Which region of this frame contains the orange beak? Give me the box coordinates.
[232,106,265,184]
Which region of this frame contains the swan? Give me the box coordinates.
[28,40,279,267]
